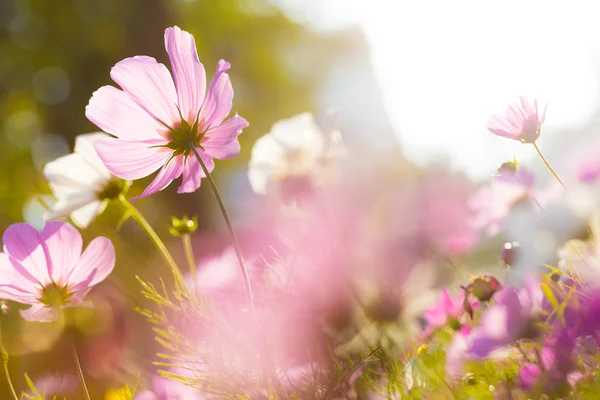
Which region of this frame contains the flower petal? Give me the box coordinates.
[86,86,167,141]
[73,133,115,178]
[44,153,106,191]
[95,138,171,180]
[68,237,115,287]
[110,56,178,125]
[42,222,82,284]
[0,254,39,303]
[20,304,59,322]
[132,155,185,200]
[202,114,248,159]
[2,223,50,284]
[70,201,107,229]
[164,26,206,122]
[177,151,214,194]
[44,192,99,225]
[199,60,233,129]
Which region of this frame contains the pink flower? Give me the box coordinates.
[86,26,248,199]
[0,222,115,322]
[423,288,474,331]
[487,97,546,143]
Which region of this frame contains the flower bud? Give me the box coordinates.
[169,216,199,236]
[466,275,501,302]
[501,241,520,267]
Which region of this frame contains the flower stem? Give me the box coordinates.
[187,145,256,316]
[0,328,18,400]
[182,233,197,294]
[72,344,91,400]
[533,143,565,188]
[118,195,185,289]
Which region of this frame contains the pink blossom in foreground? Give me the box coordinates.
[0,222,115,322]
[86,26,248,199]
[487,97,546,143]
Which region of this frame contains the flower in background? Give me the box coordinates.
[423,288,474,332]
[86,26,248,200]
[454,278,545,361]
[0,222,115,322]
[248,113,347,200]
[469,162,535,236]
[43,132,127,228]
[487,97,546,143]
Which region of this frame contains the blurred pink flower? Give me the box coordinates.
[487,97,546,143]
[86,26,248,199]
[0,222,115,322]
[469,164,535,236]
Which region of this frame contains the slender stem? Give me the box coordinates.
[72,344,91,400]
[182,233,197,295]
[187,145,256,315]
[118,195,185,288]
[0,328,18,400]
[533,143,565,188]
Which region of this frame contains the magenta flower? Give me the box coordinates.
[423,288,475,331]
[0,222,115,322]
[86,26,248,199]
[487,97,546,143]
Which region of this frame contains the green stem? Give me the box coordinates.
[533,142,565,188]
[118,195,185,289]
[0,328,18,400]
[187,145,256,316]
[72,344,91,400]
[182,233,197,295]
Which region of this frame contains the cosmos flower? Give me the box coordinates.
[0,222,115,322]
[86,26,248,199]
[247,113,347,199]
[43,132,126,228]
[423,288,474,331]
[487,97,546,143]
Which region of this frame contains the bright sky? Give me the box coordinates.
[277,0,600,179]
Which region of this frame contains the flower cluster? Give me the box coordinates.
[5,23,600,400]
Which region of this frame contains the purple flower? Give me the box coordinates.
[0,222,115,322]
[487,97,546,143]
[446,278,544,377]
[86,26,248,199]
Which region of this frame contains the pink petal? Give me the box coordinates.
[132,155,185,200]
[164,26,206,122]
[95,138,171,180]
[177,151,214,194]
[67,237,115,287]
[2,223,50,284]
[199,60,233,129]
[110,56,178,125]
[20,304,59,322]
[42,222,82,284]
[0,254,39,303]
[202,114,248,159]
[86,86,167,141]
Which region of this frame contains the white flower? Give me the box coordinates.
[43,132,125,228]
[248,113,347,196]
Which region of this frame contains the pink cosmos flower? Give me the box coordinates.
[487,97,546,143]
[0,222,115,322]
[423,288,475,332]
[86,26,248,199]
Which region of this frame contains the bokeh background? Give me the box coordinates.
[1,0,600,398]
